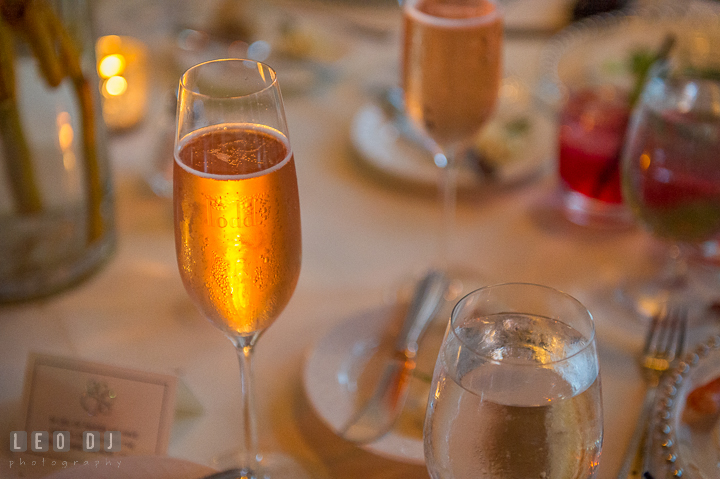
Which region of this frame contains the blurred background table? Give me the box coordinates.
[1,0,719,478]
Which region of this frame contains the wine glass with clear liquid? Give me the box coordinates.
[424,283,603,479]
[620,59,720,319]
[402,0,503,274]
[173,59,309,478]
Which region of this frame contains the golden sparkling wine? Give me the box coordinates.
[174,123,301,337]
[403,0,503,146]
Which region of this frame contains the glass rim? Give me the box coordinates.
[402,0,502,27]
[179,58,278,100]
[449,282,597,366]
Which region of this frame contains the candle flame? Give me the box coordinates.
[104,76,128,96]
[98,54,126,78]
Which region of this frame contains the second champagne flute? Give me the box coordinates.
[402,0,503,271]
[174,59,308,478]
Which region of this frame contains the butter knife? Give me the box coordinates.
[339,269,449,444]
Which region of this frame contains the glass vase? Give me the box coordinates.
[0,0,114,302]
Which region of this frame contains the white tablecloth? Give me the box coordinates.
[2,1,718,478]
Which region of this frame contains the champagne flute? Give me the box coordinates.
[402,0,503,269]
[334,2,502,443]
[424,283,603,479]
[620,58,720,318]
[173,59,306,478]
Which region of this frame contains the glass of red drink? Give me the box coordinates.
[535,12,701,229]
[558,85,633,227]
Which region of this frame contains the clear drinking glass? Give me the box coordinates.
[620,58,720,317]
[424,283,603,479]
[401,0,503,269]
[173,59,306,478]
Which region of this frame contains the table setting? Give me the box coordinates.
[1,0,720,478]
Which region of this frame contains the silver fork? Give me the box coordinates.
[616,303,688,479]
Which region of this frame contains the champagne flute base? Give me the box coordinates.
[615,277,676,321]
[440,264,487,304]
[615,272,716,325]
[394,264,487,311]
[562,190,634,230]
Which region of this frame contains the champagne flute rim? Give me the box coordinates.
[449,282,597,367]
[403,0,501,27]
[179,58,279,100]
[174,123,292,181]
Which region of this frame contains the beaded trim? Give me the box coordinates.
[654,334,720,478]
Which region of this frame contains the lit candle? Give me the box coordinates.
[96,35,148,130]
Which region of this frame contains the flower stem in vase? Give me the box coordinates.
[0,0,105,242]
[0,15,42,215]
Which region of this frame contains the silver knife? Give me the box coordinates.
[339,269,449,444]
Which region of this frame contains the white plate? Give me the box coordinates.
[45,455,215,479]
[303,269,489,464]
[350,77,554,197]
[303,301,455,464]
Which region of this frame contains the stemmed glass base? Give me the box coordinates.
[616,244,718,322]
[441,264,487,303]
[561,189,634,230]
[393,263,487,315]
[617,276,687,321]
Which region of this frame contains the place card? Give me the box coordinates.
[17,354,177,460]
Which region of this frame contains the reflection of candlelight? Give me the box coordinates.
[56,111,76,170]
[96,35,148,130]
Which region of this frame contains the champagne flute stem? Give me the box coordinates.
[234,342,259,476]
[436,149,458,270]
[665,244,689,288]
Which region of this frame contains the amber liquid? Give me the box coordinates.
[174,124,301,337]
[402,0,503,147]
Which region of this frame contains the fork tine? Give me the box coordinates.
[658,305,673,357]
[673,304,687,360]
[661,305,679,360]
[642,312,661,356]
[659,304,686,363]
[641,303,687,371]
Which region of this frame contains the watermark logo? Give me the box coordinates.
[10,431,120,453]
[8,457,121,470]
